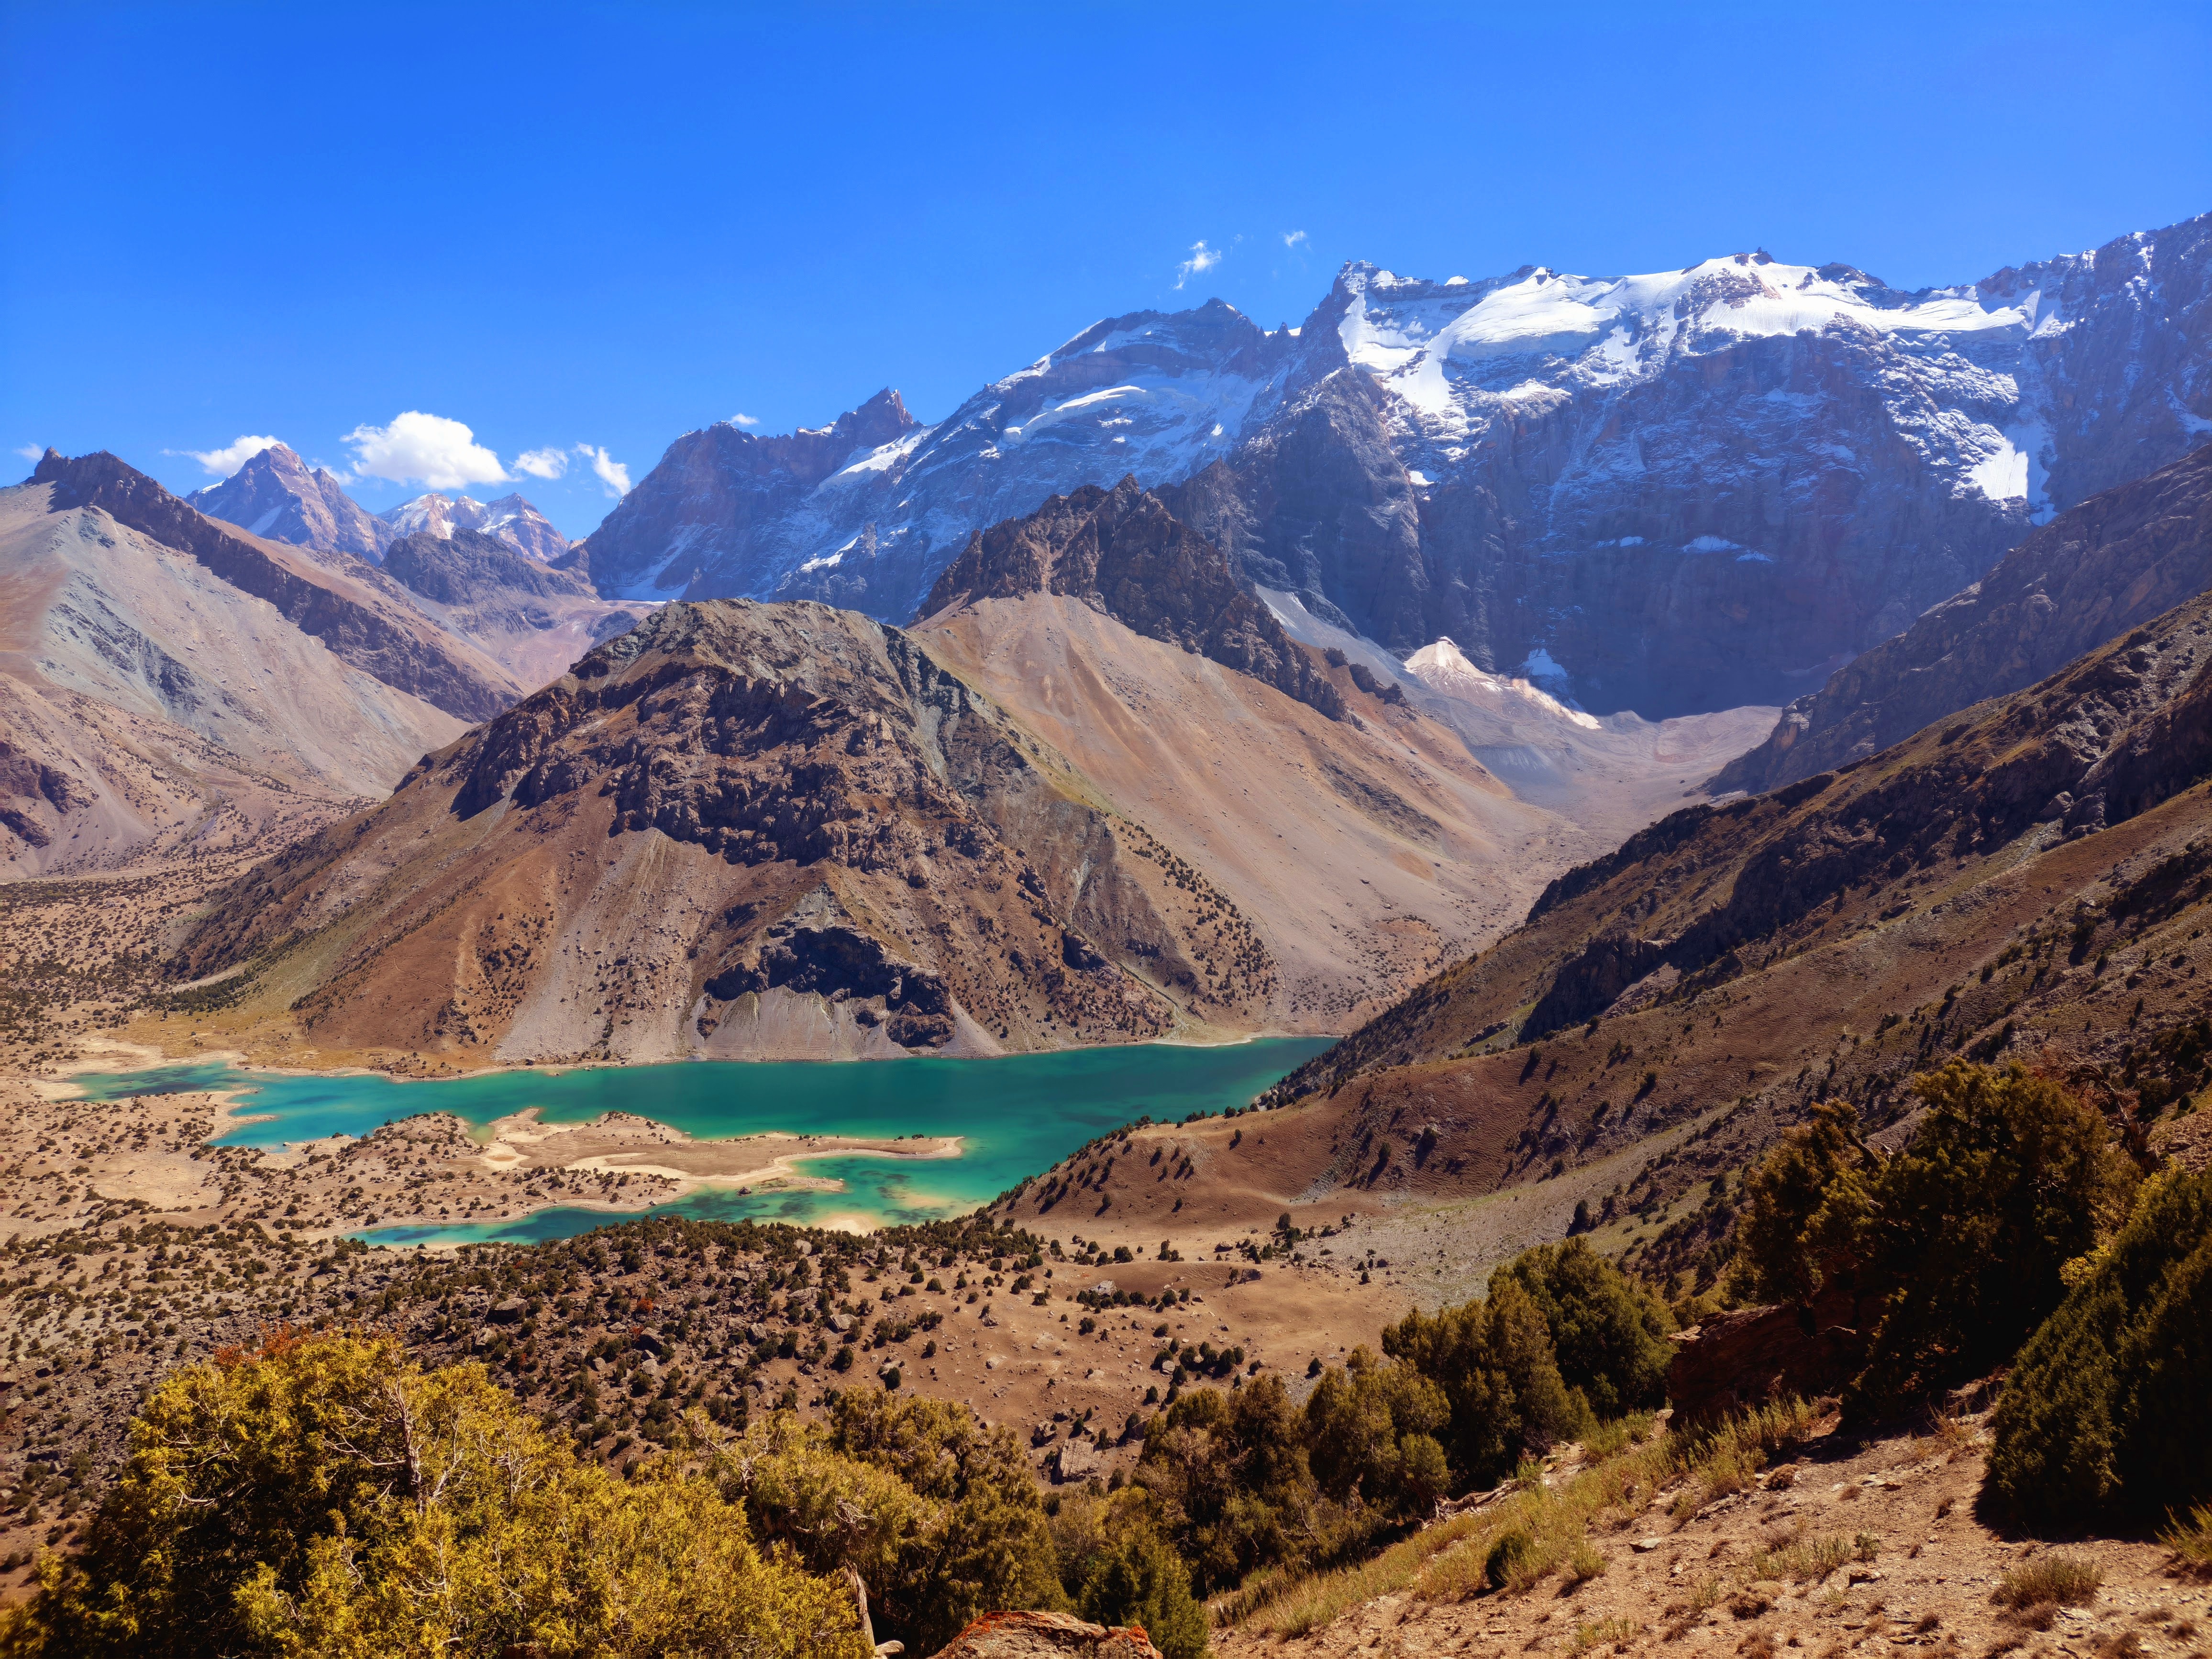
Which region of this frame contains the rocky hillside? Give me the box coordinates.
[585,211,2212,716]
[918,476,1345,719]
[1716,440,2212,794]
[1191,574,2212,1275]
[165,598,1294,1064]
[31,450,520,721]
[185,442,392,560]
[0,461,498,874]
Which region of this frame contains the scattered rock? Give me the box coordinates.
[926,1609,1162,1657]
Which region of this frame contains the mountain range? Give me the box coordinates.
[185,443,571,565]
[0,453,642,874]
[581,211,2212,716]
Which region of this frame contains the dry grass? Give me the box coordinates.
[1747,1531,1881,1583]
[1571,1615,1644,1652]
[1234,1398,1830,1639]
[2162,1503,2212,1571]
[1994,1555,2101,1609]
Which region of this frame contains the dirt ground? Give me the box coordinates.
[1217,1416,2210,1659]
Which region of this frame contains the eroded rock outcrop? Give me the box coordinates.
[169,599,1248,1062]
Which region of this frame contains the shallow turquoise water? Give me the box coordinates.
[66,1040,1329,1246]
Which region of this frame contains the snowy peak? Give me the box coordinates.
[186,442,391,561]
[378,491,568,562]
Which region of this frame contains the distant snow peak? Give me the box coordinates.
[379,491,568,561]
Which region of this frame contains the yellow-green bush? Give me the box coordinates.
[0,1331,861,1659]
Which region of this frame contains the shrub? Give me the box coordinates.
[1729,1100,1879,1307]
[1985,1166,2212,1529]
[1383,1277,1583,1491]
[2161,1503,2212,1569]
[0,1331,860,1658]
[1485,1526,1536,1591]
[721,1390,1064,1655]
[1855,1062,2135,1407]
[1726,1066,2136,1412]
[1050,1494,1208,1659]
[1493,1238,1675,1418]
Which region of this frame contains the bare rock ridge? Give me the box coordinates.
[0,471,472,873]
[31,450,518,722]
[185,441,393,561]
[168,598,1261,1064]
[384,526,598,608]
[582,211,2212,717]
[1714,440,2212,795]
[918,477,1346,720]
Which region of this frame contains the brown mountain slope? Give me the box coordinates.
[915,593,1559,1031]
[163,598,1303,1065]
[919,477,1346,719]
[991,581,2212,1285]
[1716,440,2212,794]
[0,479,469,874]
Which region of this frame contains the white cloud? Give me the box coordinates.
[574,443,630,497]
[170,434,284,475]
[15,443,44,463]
[343,411,508,490]
[512,446,569,480]
[1282,230,1308,248]
[1174,240,1223,289]
[731,413,761,427]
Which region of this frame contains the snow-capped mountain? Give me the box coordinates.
[378,492,569,562]
[186,443,392,561]
[587,210,2212,715]
[583,302,1292,614]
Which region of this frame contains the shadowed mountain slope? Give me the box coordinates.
[1716,442,2212,795]
[382,527,652,693]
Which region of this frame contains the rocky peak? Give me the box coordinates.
[185,443,392,561]
[919,477,1346,721]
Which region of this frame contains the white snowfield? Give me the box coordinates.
[1334,251,2072,511]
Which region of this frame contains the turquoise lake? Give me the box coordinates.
[65,1040,1331,1248]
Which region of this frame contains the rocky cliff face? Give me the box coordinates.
[578,389,922,599]
[587,211,2212,717]
[167,600,1257,1064]
[1714,442,2212,794]
[919,477,1345,720]
[185,442,393,561]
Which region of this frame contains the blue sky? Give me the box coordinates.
[3,1,2208,539]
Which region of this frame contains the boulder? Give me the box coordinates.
[927,1610,1163,1658]
[1666,1293,1864,1426]
[487,1296,528,1324]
